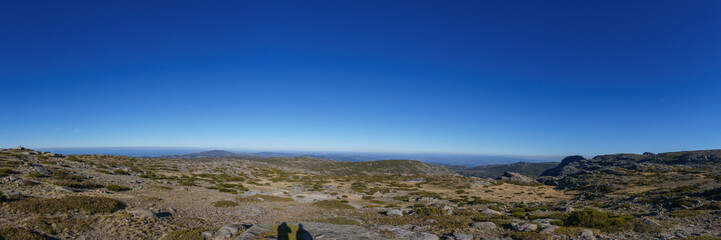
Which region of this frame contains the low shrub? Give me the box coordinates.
[236,195,293,202]
[211,200,238,207]
[0,168,14,177]
[106,184,131,191]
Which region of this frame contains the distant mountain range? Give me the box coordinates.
[449,161,560,178]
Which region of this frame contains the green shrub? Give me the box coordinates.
[414,206,446,216]
[312,200,355,209]
[0,192,6,203]
[211,200,238,207]
[510,208,526,218]
[113,169,129,175]
[565,208,632,232]
[106,184,131,191]
[9,196,125,214]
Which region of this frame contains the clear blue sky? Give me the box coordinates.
[1,1,720,156]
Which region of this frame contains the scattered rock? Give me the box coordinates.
[511,222,537,232]
[479,208,502,215]
[375,225,439,240]
[446,232,472,240]
[386,209,403,216]
[539,225,558,234]
[1,176,20,183]
[443,205,454,215]
[201,230,216,239]
[641,218,661,227]
[29,166,51,175]
[580,229,596,240]
[213,223,243,240]
[498,171,537,184]
[55,186,75,192]
[234,225,271,240]
[128,208,158,219]
[470,221,496,231]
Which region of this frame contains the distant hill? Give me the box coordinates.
[253,157,455,175]
[452,162,559,178]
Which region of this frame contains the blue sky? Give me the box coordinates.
[1,1,720,156]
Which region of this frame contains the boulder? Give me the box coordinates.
[580,229,596,240]
[29,166,51,176]
[294,222,389,240]
[1,176,20,183]
[201,230,216,239]
[479,208,502,215]
[214,223,243,240]
[447,233,473,240]
[128,208,158,219]
[386,209,404,216]
[55,186,75,192]
[498,171,536,184]
[234,225,270,240]
[539,225,558,234]
[470,222,496,231]
[511,222,537,232]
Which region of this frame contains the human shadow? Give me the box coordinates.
[277,222,292,240]
[296,223,313,240]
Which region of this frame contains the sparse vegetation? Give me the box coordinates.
[9,196,125,214]
[211,200,238,207]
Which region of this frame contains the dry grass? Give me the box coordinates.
[0,226,44,240]
[8,196,125,214]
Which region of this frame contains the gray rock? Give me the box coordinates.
[386,209,404,216]
[128,208,158,219]
[470,222,497,231]
[375,225,439,240]
[443,205,454,215]
[2,176,20,183]
[539,225,559,234]
[234,225,271,240]
[580,229,596,240]
[641,218,661,227]
[450,233,473,240]
[214,223,243,240]
[511,222,537,232]
[479,208,503,215]
[55,186,75,192]
[498,171,536,184]
[201,230,216,239]
[29,166,51,176]
[294,222,389,240]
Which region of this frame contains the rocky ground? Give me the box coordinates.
[0,147,720,240]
